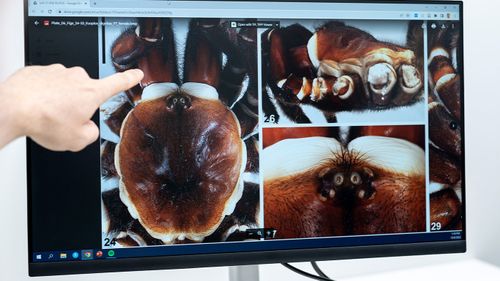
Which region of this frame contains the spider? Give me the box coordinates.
[261,20,424,123]
[261,124,461,238]
[100,18,261,246]
[262,125,427,238]
[425,21,463,231]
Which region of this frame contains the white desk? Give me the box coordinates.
[259,258,500,281]
[342,259,500,281]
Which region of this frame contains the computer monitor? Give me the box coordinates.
[26,0,465,277]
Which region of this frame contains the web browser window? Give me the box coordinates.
[27,0,463,264]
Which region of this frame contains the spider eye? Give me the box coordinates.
[333,173,344,186]
[449,121,458,130]
[350,172,362,185]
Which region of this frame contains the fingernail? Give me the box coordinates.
[133,69,144,77]
[127,69,143,79]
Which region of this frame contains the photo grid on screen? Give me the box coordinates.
[98,17,462,249]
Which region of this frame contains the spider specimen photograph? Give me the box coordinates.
[427,21,463,231]
[99,18,261,247]
[261,20,426,124]
[95,17,462,248]
[262,125,460,239]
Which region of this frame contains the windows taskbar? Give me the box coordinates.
[32,230,463,263]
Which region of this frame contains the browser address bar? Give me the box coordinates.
[91,0,422,11]
[62,8,412,19]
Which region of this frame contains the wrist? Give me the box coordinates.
[0,83,25,148]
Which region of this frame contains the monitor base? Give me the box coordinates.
[229,265,260,281]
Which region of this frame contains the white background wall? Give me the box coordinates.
[1,0,499,280]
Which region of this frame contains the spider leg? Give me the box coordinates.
[228,25,259,137]
[390,20,425,106]
[103,97,134,137]
[274,97,311,123]
[427,22,463,231]
[187,20,259,137]
[102,188,164,246]
[322,111,337,123]
[136,18,180,103]
[195,20,250,105]
[429,144,460,186]
[137,18,180,87]
[406,21,425,77]
[427,23,462,158]
[429,188,461,230]
[268,77,311,123]
[183,19,223,87]
[260,29,280,124]
[113,18,178,87]
[106,18,179,138]
[112,18,179,86]
[102,188,135,241]
[428,23,461,121]
[261,87,280,123]
[101,141,118,179]
[105,24,146,137]
[261,26,312,123]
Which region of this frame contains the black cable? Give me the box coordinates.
[311,261,333,280]
[281,262,335,281]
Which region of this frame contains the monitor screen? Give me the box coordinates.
[26,0,465,276]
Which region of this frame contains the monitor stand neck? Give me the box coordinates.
[228,265,260,281]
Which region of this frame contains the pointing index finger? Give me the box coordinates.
[94,69,144,105]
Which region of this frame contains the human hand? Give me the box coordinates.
[0,64,143,151]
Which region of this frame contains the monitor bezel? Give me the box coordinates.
[25,0,466,276]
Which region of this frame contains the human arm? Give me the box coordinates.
[0,64,143,151]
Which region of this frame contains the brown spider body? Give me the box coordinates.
[100,18,463,247]
[262,21,424,123]
[425,21,463,231]
[101,18,260,245]
[263,134,426,238]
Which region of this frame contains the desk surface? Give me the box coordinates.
[258,258,499,281]
[343,259,500,281]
